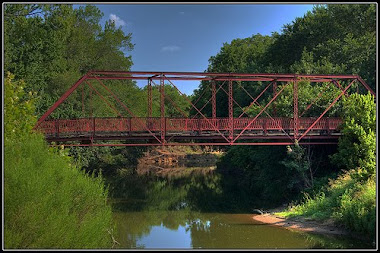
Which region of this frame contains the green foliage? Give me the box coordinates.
[4,135,114,248]
[143,179,189,211]
[4,4,134,118]
[277,93,376,241]
[4,72,37,140]
[278,170,376,240]
[280,145,312,190]
[191,34,275,117]
[4,74,114,248]
[267,4,376,90]
[333,178,376,237]
[270,80,342,118]
[144,84,190,117]
[194,4,375,118]
[331,93,376,179]
[216,144,339,209]
[216,146,292,208]
[69,144,147,179]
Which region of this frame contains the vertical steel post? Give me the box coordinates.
[212,80,217,129]
[160,74,165,143]
[326,117,330,134]
[129,117,132,134]
[263,117,267,135]
[293,78,299,141]
[147,78,152,131]
[89,88,93,118]
[212,80,216,119]
[148,78,152,118]
[82,83,85,115]
[55,120,59,138]
[272,81,277,117]
[229,79,233,141]
[93,117,96,140]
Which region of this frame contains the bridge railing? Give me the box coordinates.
[35,117,342,137]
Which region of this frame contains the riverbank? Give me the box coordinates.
[251,208,373,246]
[252,212,348,236]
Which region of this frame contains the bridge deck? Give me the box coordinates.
[36,117,342,145]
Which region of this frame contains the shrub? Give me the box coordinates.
[4,73,114,248]
[278,170,376,239]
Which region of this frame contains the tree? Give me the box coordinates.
[4,4,134,118]
[267,4,376,91]
[280,144,314,190]
[331,93,376,179]
[4,72,37,141]
[190,34,274,117]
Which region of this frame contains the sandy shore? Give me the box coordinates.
[251,211,349,236]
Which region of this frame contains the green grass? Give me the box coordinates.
[276,170,376,240]
[4,134,114,249]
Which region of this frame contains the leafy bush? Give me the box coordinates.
[331,93,376,179]
[333,177,376,236]
[277,93,376,241]
[4,135,114,248]
[278,170,375,239]
[4,73,114,248]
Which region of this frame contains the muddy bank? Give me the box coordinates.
[252,213,349,236]
[251,208,373,246]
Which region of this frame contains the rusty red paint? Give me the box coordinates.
[35,71,375,147]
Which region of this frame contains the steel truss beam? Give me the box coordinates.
[35,71,375,147]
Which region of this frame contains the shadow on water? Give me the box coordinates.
[106,168,373,249]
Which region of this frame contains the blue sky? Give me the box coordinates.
[81,4,315,95]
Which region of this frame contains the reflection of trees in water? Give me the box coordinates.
[188,214,358,249]
[114,210,363,249]
[110,171,228,212]
[109,171,365,249]
[113,200,364,249]
[113,210,196,248]
[302,232,371,249]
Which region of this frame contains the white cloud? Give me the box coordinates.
[161,45,181,52]
[179,11,185,15]
[109,14,126,27]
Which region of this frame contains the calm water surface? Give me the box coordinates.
[109,168,372,249]
[112,210,370,249]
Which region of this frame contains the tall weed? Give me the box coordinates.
[4,134,114,248]
[278,170,375,239]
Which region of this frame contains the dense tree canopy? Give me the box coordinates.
[5,4,133,116]
[4,4,190,120]
[201,4,376,211]
[191,4,376,118]
[4,3,376,244]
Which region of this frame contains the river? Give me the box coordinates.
[107,166,372,249]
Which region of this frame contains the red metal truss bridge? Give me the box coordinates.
[33,71,375,147]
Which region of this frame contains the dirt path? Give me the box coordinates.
[251,211,349,237]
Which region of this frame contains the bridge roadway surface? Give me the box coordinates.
[36,116,342,146]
